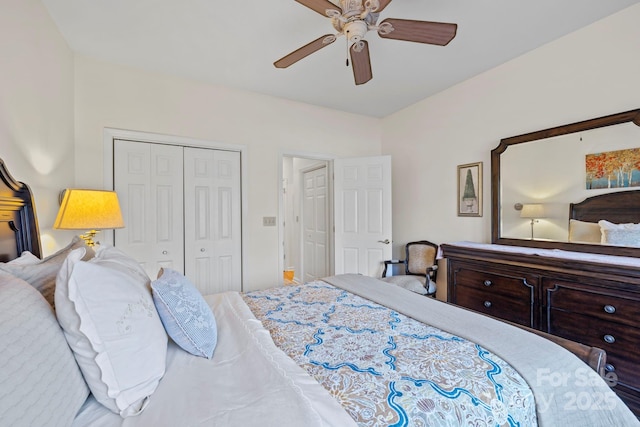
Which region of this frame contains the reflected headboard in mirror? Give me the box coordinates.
[570,190,640,224]
[0,158,41,262]
[491,108,640,258]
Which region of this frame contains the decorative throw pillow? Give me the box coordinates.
[568,219,601,244]
[0,236,94,308]
[151,268,217,359]
[599,220,640,247]
[0,270,89,427]
[55,246,167,417]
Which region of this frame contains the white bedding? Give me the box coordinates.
[72,291,357,427]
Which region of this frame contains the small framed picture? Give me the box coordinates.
[457,162,483,217]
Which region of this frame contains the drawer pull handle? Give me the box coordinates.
[603,334,616,344]
[605,364,616,372]
[162,250,168,255]
[483,301,492,308]
[483,280,492,287]
[604,305,616,314]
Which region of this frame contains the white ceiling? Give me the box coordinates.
[41,0,639,118]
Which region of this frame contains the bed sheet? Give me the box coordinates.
[72,291,356,427]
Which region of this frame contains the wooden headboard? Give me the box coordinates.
[0,158,41,262]
[570,190,640,224]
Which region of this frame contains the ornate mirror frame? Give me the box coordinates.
[491,108,640,257]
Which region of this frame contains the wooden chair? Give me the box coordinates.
[381,240,438,296]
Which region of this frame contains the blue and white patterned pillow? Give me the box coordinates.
[151,268,217,359]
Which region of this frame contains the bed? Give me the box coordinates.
[569,190,640,247]
[1,158,638,427]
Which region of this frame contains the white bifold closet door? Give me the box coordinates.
[183,147,241,294]
[114,140,242,294]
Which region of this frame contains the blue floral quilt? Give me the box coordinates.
[243,281,537,427]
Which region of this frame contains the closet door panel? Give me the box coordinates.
[114,140,184,278]
[184,148,241,294]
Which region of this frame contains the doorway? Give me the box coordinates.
[282,156,332,284]
[280,154,392,284]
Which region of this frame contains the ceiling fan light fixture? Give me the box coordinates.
[344,20,368,44]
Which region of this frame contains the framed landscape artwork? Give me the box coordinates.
[457,162,482,217]
[586,147,640,189]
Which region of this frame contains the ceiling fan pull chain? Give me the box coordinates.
[345,33,350,66]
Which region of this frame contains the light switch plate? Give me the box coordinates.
[263,216,276,226]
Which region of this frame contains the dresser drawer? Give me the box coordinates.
[452,264,537,300]
[455,286,534,328]
[545,280,640,328]
[547,310,640,390]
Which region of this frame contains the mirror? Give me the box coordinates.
[491,108,640,257]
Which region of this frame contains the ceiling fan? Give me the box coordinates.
[274,0,458,85]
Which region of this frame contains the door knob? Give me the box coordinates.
[377,239,390,244]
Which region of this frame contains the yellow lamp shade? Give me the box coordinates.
[54,189,124,230]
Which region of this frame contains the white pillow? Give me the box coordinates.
[5,251,40,265]
[55,246,167,417]
[0,236,94,308]
[0,270,89,427]
[568,219,601,244]
[598,220,640,247]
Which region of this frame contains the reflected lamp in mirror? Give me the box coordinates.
[520,203,546,240]
[53,189,124,246]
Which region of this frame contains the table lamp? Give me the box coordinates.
[520,203,546,240]
[54,189,124,246]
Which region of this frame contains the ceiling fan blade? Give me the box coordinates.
[274,35,337,69]
[374,0,393,12]
[350,41,372,85]
[295,0,341,17]
[378,18,457,46]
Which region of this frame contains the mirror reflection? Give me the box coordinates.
[500,122,640,245]
[491,108,640,257]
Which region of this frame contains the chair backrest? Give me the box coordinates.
[405,241,438,276]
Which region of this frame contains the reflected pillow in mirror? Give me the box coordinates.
[598,220,640,247]
[568,219,601,244]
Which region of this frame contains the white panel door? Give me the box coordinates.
[184,147,241,294]
[334,156,392,277]
[114,140,184,278]
[302,166,329,282]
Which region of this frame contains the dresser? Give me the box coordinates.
[442,242,640,416]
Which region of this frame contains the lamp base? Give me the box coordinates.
[79,230,99,247]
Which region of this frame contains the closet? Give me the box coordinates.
[114,139,242,294]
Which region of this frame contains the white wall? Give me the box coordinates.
[0,0,76,255]
[4,1,639,296]
[382,4,640,253]
[73,56,381,290]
